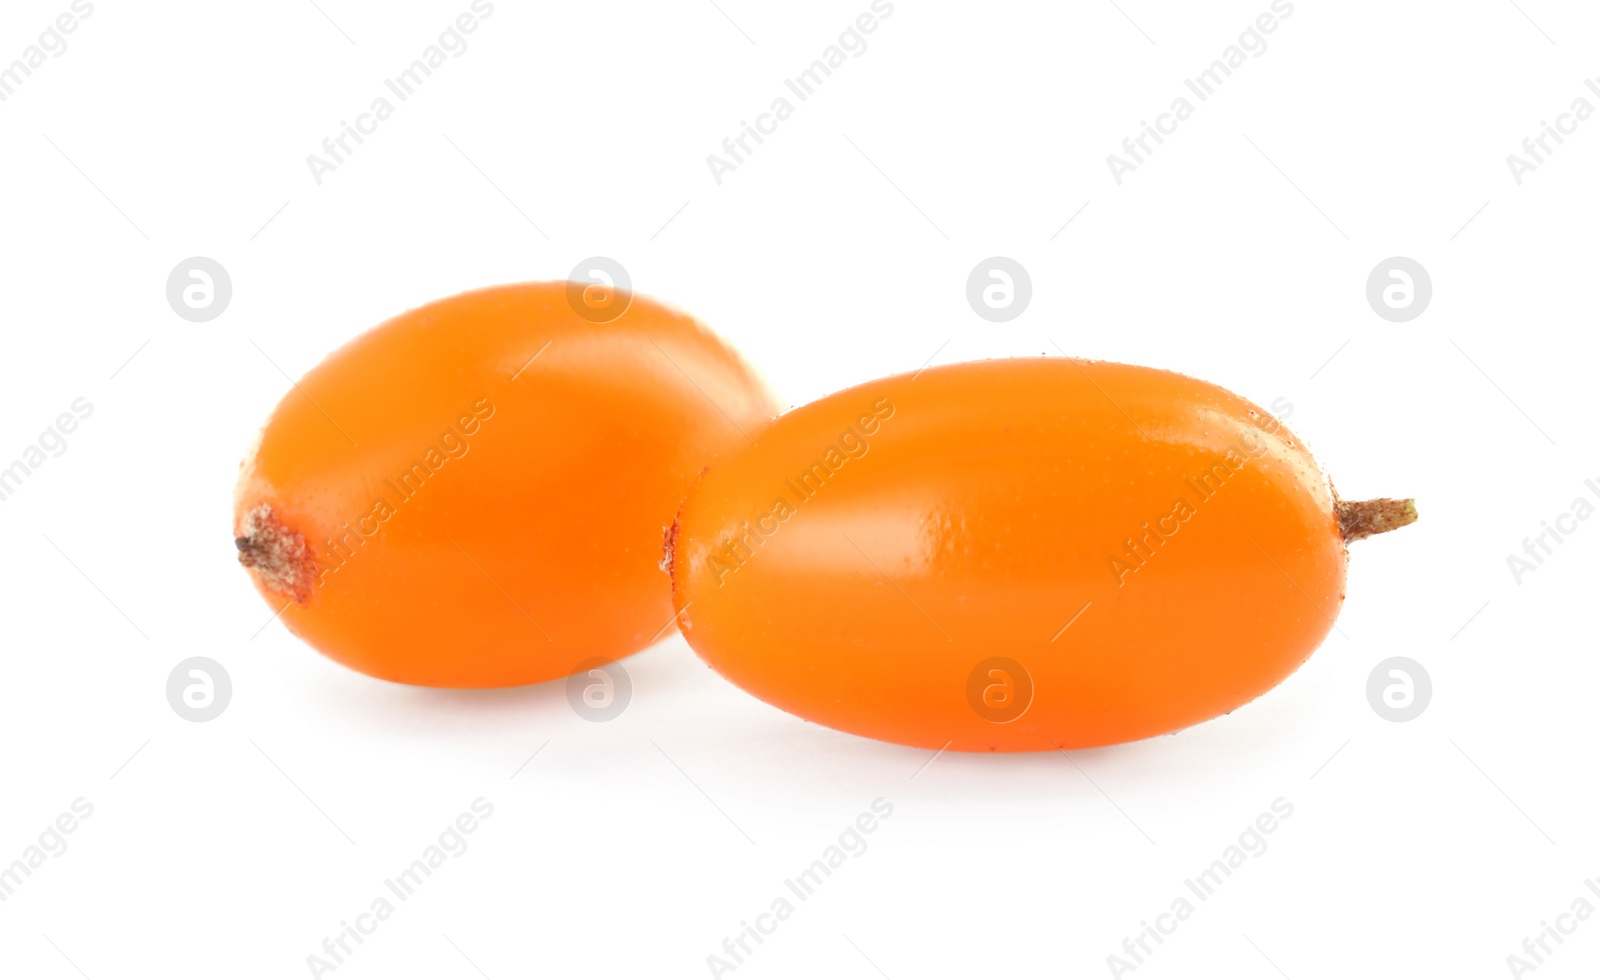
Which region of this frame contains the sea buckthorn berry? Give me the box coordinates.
[666,357,1414,751]
[235,282,776,687]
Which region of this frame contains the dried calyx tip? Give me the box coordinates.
[235,504,316,603]
[1336,497,1418,543]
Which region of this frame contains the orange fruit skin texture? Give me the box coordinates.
[669,358,1347,751]
[235,282,776,687]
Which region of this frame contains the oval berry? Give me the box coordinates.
[667,358,1413,750]
[235,282,775,687]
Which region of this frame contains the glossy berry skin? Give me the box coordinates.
[667,358,1354,751]
[235,282,775,687]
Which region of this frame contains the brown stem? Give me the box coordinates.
[1335,497,1418,543]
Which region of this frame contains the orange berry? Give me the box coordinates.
[666,358,1414,750]
[235,282,776,687]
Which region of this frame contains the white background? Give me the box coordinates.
[1,1,1597,977]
